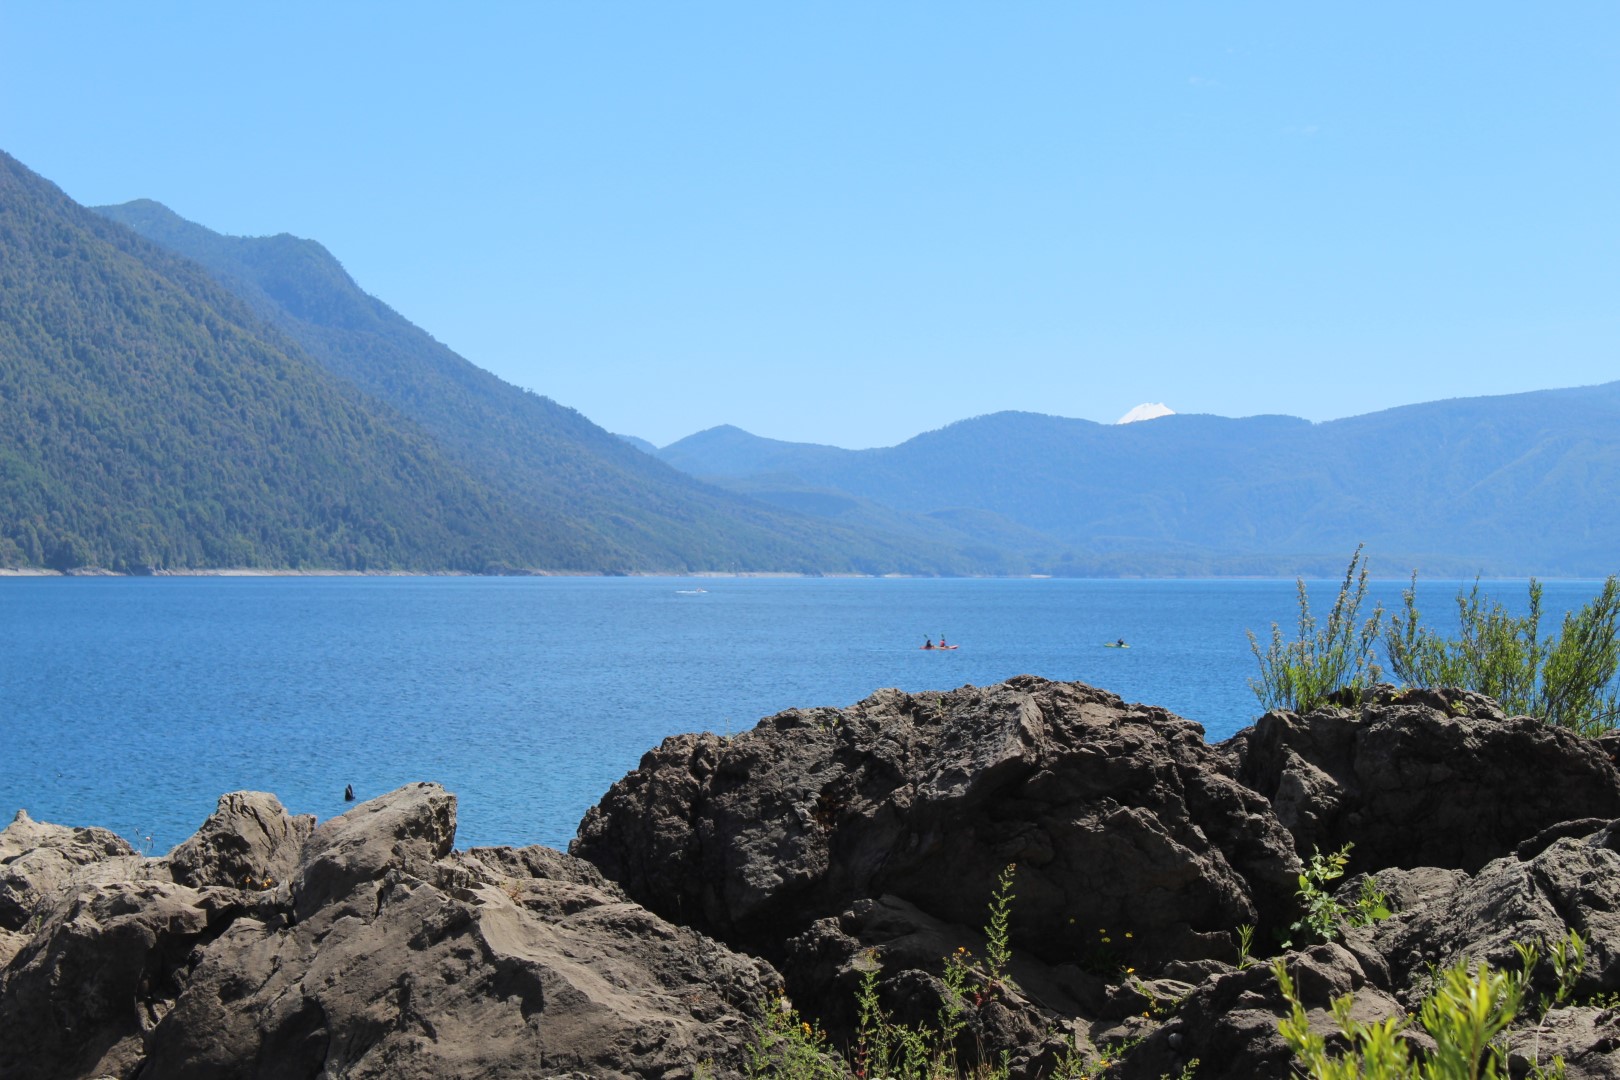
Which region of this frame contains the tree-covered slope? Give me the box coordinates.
[94,199,991,574]
[658,387,1620,576]
[0,151,631,572]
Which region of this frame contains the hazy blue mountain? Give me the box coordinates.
[91,198,997,574]
[615,433,659,455]
[657,387,1620,576]
[658,425,858,478]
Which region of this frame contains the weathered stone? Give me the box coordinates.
[781,892,1084,1069]
[165,791,315,891]
[0,808,149,931]
[0,786,776,1080]
[290,780,455,921]
[1114,943,1403,1080]
[1353,819,1620,1006]
[574,676,1303,975]
[0,880,216,1080]
[1507,1005,1620,1078]
[1227,686,1620,871]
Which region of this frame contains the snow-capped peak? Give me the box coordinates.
[1115,402,1176,425]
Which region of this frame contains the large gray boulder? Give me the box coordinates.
[1350,818,1620,1005]
[0,808,160,970]
[165,790,314,891]
[574,676,1302,972]
[0,878,220,1079]
[1227,686,1620,871]
[0,809,142,929]
[288,780,456,920]
[0,784,776,1080]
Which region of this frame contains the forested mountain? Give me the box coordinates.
[0,152,975,574]
[0,151,575,573]
[656,386,1620,577]
[92,198,990,574]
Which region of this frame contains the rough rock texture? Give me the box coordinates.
[166,791,315,891]
[0,879,224,1079]
[1508,1006,1620,1079]
[0,808,161,969]
[1116,942,1404,1080]
[1228,685,1620,871]
[781,893,1087,1072]
[1351,818,1620,1004]
[573,676,1302,973]
[1128,819,1620,1078]
[0,784,775,1080]
[573,677,1620,1077]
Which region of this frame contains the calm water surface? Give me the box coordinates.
[0,576,1604,852]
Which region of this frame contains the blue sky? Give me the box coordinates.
[3,4,1615,448]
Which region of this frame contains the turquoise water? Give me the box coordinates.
[0,576,1606,852]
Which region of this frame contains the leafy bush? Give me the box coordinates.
[1275,934,1580,1079]
[1386,576,1620,736]
[1249,546,1385,713]
[1282,844,1391,948]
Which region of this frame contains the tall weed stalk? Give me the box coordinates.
[1249,546,1384,714]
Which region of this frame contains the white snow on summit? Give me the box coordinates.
[1115,402,1176,425]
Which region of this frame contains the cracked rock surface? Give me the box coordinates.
[0,784,774,1079]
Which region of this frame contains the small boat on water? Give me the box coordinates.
[675,588,708,595]
[920,644,960,651]
[1104,642,1131,649]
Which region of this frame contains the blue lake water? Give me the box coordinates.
[0,575,1607,853]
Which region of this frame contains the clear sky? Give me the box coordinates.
[3,4,1615,449]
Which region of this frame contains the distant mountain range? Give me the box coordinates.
[90,194,988,575]
[0,150,986,574]
[3,146,1613,577]
[648,386,1620,577]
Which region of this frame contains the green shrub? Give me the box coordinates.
[1386,575,1620,736]
[1248,546,1385,713]
[1282,844,1391,949]
[1275,934,1583,1079]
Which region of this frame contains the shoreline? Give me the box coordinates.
[2,567,1608,582]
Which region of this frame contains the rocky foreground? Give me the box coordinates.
[5,676,1620,1077]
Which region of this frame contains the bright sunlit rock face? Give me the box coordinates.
[1116,402,1176,425]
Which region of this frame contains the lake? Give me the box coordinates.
[0,575,1607,853]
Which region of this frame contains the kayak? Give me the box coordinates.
[1104,643,1131,649]
[920,645,960,651]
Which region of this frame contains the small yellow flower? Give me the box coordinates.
[1126,967,1135,974]
[1124,931,1133,939]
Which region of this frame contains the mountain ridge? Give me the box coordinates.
[651,383,1620,576]
[0,152,568,572]
[90,195,1005,575]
